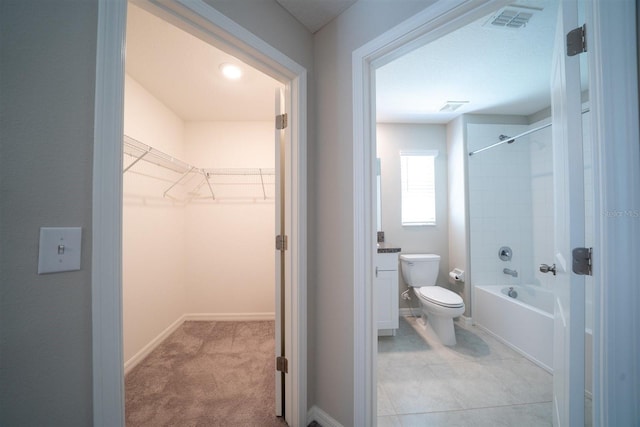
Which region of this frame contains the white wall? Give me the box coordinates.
[529,117,554,291]
[467,121,532,288]
[446,116,470,314]
[183,122,275,315]
[123,77,275,362]
[376,123,449,309]
[313,1,438,423]
[123,75,187,362]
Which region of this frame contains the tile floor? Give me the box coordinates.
[377,316,553,426]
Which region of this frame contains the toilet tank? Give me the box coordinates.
[399,254,440,287]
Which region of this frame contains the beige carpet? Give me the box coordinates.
[125,321,288,426]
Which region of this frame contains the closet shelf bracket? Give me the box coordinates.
[123,146,151,173]
[259,168,266,200]
[203,171,216,201]
[163,166,197,199]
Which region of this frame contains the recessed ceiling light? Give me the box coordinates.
[219,63,242,80]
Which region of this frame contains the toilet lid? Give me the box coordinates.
[417,287,464,308]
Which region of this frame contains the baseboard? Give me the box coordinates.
[124,314,185,375]
[457,314,473,327]
[184,312,275,321]
[124,312,276,374]
[307,405,344,427]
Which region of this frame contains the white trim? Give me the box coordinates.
[124,315,185,374]
[307,405,345,427]
[93,1,307,426]
[92,0,127,425]
[587,1,640,425]
[352,1,510,423]
[457,314,473,327]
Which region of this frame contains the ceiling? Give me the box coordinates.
[126,0,565,125]
[376,0,560,123]
[275,0,357,33]
[125,4,282,122]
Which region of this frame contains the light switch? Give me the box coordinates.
[38,227,82,274]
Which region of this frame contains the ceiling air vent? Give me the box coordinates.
[485,5,542,29]
[439,101,469,112]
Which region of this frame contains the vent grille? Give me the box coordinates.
[484,5,542,30]
[491,9,533,28]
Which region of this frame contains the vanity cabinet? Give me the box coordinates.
[375,252,399,335]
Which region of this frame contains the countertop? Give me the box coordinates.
[377,243,401,253]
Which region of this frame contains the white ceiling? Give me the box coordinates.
[275,0,357,33]
[376,0,560,123]
[126,0,566,126]
[125,4,282,122]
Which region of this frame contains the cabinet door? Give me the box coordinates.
[376,269,399,330]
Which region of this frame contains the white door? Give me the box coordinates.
[274,87,288,419]
[550,1,586,425]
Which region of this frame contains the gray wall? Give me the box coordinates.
[0,0,312,424]
[0,0,98,424]
[313,1,437,424]
[376,123,450,310]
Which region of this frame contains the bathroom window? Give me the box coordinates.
[400,150,437,226]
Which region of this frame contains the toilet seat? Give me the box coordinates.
[417,286,464,308]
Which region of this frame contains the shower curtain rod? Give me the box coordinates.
[468,108,590,156]
[468,123,551,156]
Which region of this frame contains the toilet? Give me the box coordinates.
[399,254,465,345]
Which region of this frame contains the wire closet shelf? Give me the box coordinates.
[123,135,275,202]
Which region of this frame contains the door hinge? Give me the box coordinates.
[276,113,288,130]
[572,247,592,276]
[567,24,587,56]
[276,235,288,251]
[276,356,288,373]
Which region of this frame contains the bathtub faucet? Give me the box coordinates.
[503,268,518,278]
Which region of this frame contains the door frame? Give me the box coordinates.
[92,0,308,425]
[352,0,639,425]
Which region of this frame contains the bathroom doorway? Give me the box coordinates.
[365,2,596,421]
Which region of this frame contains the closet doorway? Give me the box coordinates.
[119,2,297,424]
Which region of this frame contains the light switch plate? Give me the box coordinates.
[38,227,82,274]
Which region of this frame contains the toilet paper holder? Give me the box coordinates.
[449,268,465,282]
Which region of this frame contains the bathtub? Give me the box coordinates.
[474,284,553,372]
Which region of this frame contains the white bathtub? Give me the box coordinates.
[474,284,553,372]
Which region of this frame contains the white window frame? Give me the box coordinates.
[400,150,438,226]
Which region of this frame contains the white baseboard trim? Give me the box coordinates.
[124,312,276,374]
[124,314,185,375]
[307,405,344,427]
[184,312,275,321]
[458,315,473,327]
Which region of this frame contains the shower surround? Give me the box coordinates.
[467,118,554,367]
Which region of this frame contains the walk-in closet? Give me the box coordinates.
[122,4,283,425]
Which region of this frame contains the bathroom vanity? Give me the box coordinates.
[375,247,400,336]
